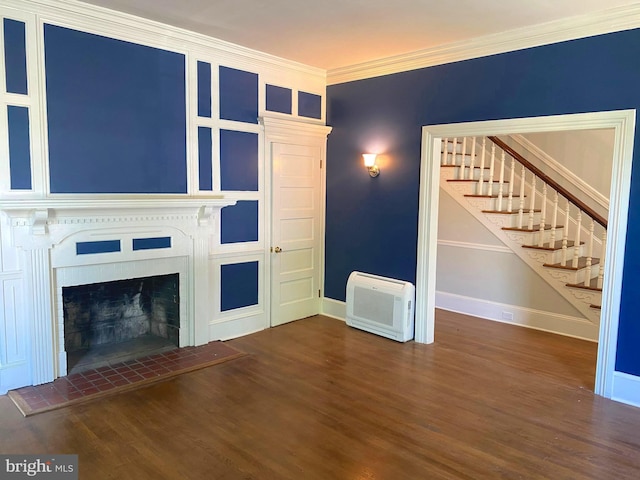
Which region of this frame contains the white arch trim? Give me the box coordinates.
[415,110,636,399]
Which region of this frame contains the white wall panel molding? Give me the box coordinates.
[437,239,512,254]
[328,3,640,84]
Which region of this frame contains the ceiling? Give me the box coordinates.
[79,0,640,70]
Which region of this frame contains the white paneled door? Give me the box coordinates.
[270,142,322,326]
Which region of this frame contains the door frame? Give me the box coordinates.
[415,110,636,399]
[261,116,332,327]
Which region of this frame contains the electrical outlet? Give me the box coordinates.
[501,311,514,321]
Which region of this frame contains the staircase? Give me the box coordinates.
[439,136,606,339]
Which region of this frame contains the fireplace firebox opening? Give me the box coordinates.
[63,273,179,374]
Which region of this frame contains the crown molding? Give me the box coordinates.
[327,3,640,85]
[2,0,327,81]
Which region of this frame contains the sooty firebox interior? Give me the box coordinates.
[63,273,179,374]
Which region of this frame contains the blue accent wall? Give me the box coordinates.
[132,237,172,251]
[197,61,212,118]
[299,91,322,119]
[221,200,259,244]
[221,261,259,311]
[325,29,640,377]
[76,240,121,255]
[198,126,213,191]
[219,66,258,124]
[220,129,259,191]
[266,84,292,114]
[3,18,28,95]
[7,105,32,190]
[44,24,187,194]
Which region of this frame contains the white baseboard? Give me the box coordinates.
[436,291,599,341]
[209,315,267,341]
[322,297,346,321]
[611,371,640,408]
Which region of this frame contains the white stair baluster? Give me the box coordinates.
[572,210,582,269]
[468,137,476,180]
[441,138,448,165]
[550,191,559,245]
[459,137,467,179]
[561,201,570,266]
[477,138,486,195]
[597,231,606,289]
[497,150,506,211]
[538,183,547,247]
[518,166,525,228]
[528,176,536,231]
[452,137,457,167]
[584,219,595,286]
[507,156,515,212]
[488,143,496,199]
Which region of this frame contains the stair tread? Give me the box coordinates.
[442,151,477,156]
[441,164,491,169]
[465,194,524,198]
[503,224,563,232]
[566,277,602,291]
[447,178,509,183]
[522,240,583,251]
[543,257,601,270]
[482,209,541,214]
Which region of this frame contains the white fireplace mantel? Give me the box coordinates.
[0,195,236,386]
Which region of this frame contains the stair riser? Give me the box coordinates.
[546,264,600,285]
[522,245,584,265]
[441,165,500,182]
[483,212,541,229]
[566,287,602,307]
[451,182,508,196]
[545,246,586,265]
[504,229,565,247]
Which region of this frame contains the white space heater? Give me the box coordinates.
[346,271,415,342]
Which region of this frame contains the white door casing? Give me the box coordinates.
[261,117,332,327]
[415,110,636,400]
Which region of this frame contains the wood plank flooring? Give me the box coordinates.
[1,310,639,479]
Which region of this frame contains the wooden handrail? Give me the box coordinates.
[487,136,607,228]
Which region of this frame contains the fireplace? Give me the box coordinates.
[63,274,179,374]
[0,197,235,388]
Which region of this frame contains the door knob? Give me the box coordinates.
[273,246,282,253]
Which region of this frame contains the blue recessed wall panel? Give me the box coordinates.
[298,91,322,119]
[325,29,640,376]
[220,129,258,191]
[197,61,211,118]
[44,24,187,194]
[221,261,259,311]
[266,84,292,114]
[7,105,32,190]
[133,237,171,251]
[3,18,28,95]
[198,126,213,191]
[221,200,259,244]
[219,66,258,124]
[76,240,121,255]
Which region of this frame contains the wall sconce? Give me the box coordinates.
[363,154,380,177]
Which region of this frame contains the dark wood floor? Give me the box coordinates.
[1,310,639,479]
